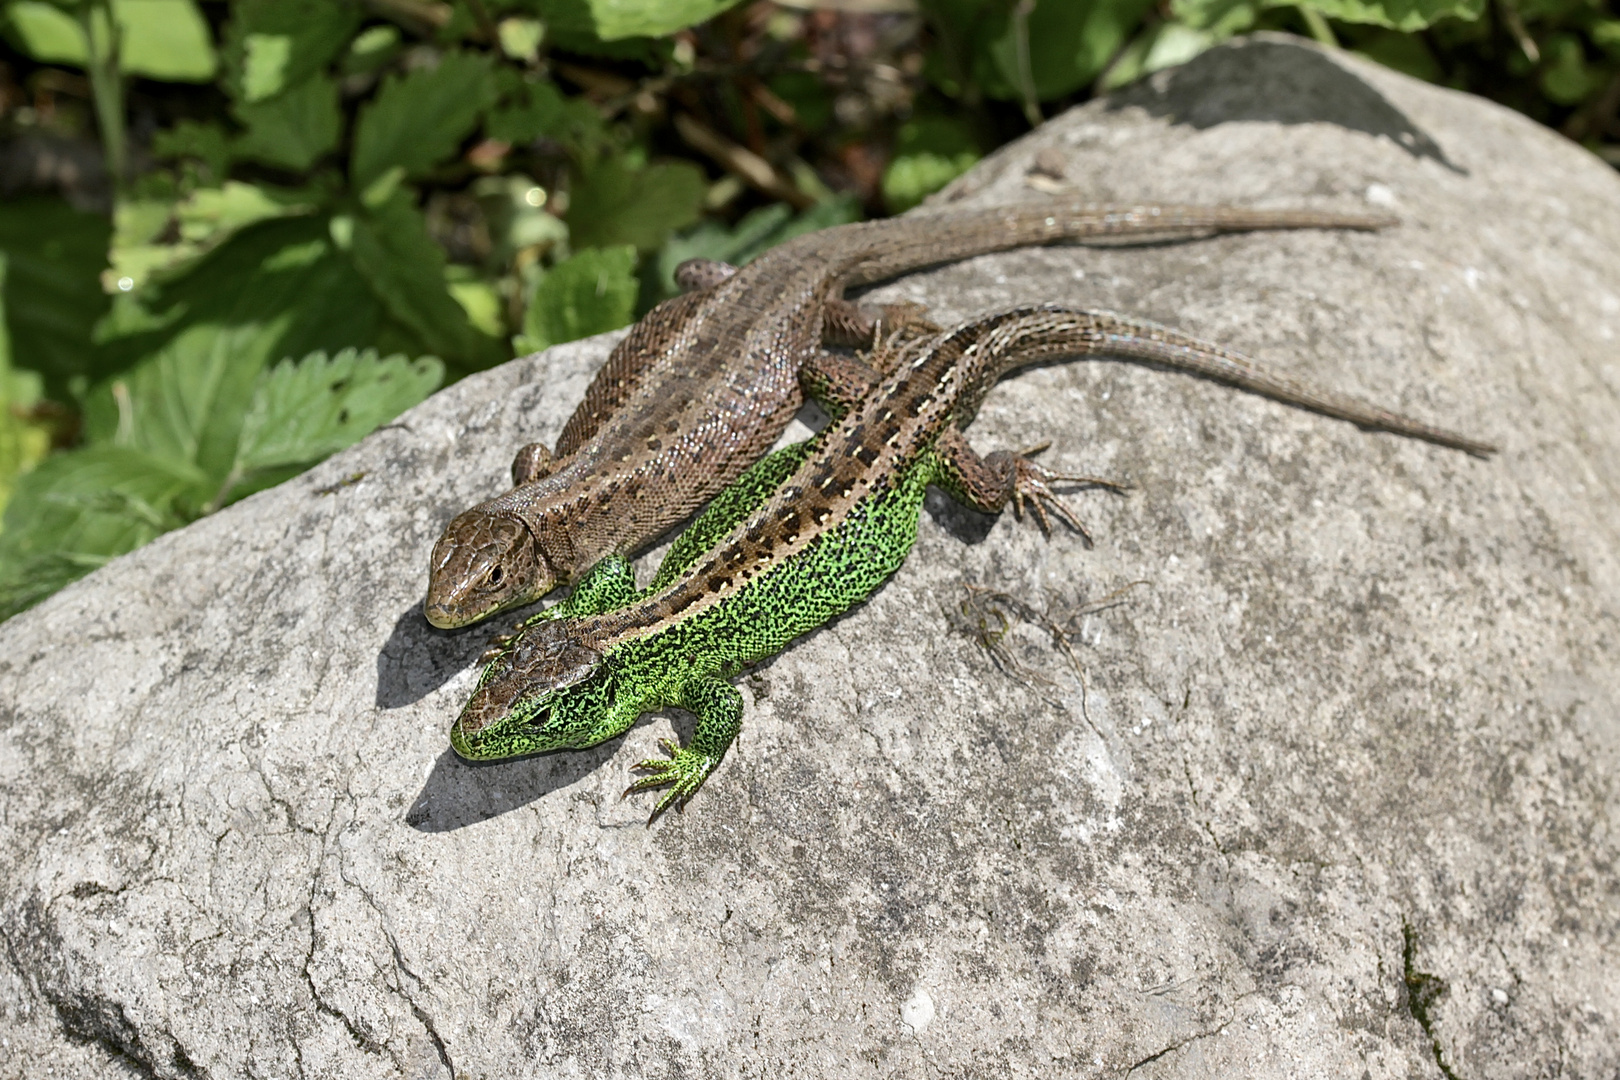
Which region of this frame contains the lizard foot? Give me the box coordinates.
[624,739,722,822]
[1006,443,1128,545]
[479,631,517,662]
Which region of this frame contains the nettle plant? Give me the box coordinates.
[0,0,1610,621]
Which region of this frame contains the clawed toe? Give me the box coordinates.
[623,739,718,822]
[1009,454,1127,545]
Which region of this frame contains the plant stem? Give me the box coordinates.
[1298,6,1339,48]
[1012,0,1043,128]
[78,0,126,198]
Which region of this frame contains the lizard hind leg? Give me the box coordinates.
[624,676,744,822]
[934,430,1127,546]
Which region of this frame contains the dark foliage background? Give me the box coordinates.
[0,0,1613,620]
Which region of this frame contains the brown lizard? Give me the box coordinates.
[424,201,1412,629]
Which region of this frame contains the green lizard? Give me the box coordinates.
[451,305,1493,816]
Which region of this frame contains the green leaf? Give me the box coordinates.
[1283,0,1483,30]
[346,192,504,372]
[88,216,404,468]
[3,1,87,65]
[1539,31,1604,103]
[223,0,361,102]
[4,0,216,78]
[1170,0,1262,33]
[0,253,52,523]
[108,183,318,292]
[985,0,1158,101]
[116,0,218,82]
[486,75,606,153]
[532,0,746,40]
[232,74,342,170]
[1352,26,1444,80]
[343,23,401,75]
[1099,23,1221,91]
[881,116,981,213]
[0,444,207,620]
[446,271,505,338]
[175,182,317,245]
[519,245,638,352]
[351,50,498,194]
[228,347,440,494]
[0,195,112,392]
[497,16,544,61]
[151,118,233,183]
[565,154,706,253]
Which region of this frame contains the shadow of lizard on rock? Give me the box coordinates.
[1108,38,1465,175]
[407,741,634,831]
[375,603,520,709]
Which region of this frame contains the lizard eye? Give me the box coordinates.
[487,565,505,587]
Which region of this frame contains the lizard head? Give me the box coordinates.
[450,618,611,759]
[424,509,556,628]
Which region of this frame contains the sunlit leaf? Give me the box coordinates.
[533,0,746,40]
[108,184,317,292]
[117,0,216,81]
[3,0,216,81]
[519,245,638,352]
[446,272,506,338]
[223,0,360,102]
[1286,0,1484,30]
[1170,0,1262,33]
[175,182,317,245]
[87,217,402,475]
[3,1,87,65]
[230,346,441,483]
[343,23,401,75]
[881,117,980,213]
[498,16,544,61]
[351,50,498,194]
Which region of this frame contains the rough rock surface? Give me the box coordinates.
[2,36,1617,1079]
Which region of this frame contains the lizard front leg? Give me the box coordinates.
[510,442,554,484]
[624,676,744,820]
[930,429,1127,544]
[822,299,938,355]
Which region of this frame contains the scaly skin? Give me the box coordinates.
[450,303,1492,817]
[424,201,1403,628]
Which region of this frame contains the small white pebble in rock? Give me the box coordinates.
[1365,183,1397,207]
[1491,987,1510,1005]
[901,987,935,1033]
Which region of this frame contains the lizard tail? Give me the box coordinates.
[839,201,1397,288]
[947,304,1496,457]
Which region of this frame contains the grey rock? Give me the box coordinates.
[3,34,1618,1079]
